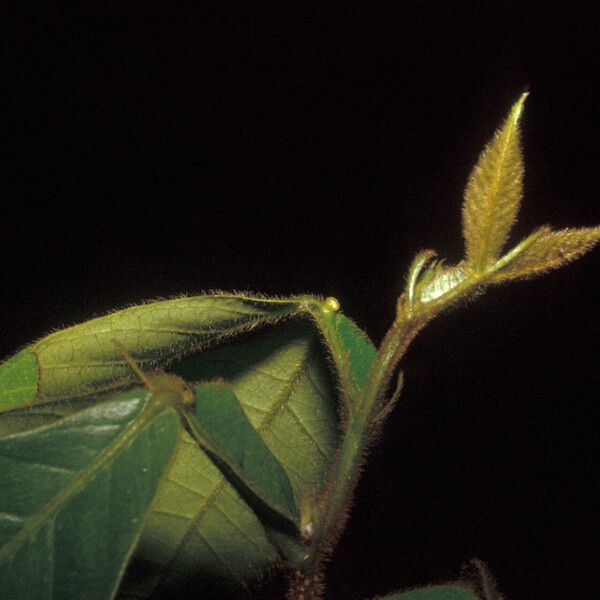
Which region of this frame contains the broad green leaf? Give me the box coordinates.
[0,294,308,413]
[0,295,374,595]
[0,390,180,600]
[375,584,478,600]
[186,381,299,524]
[462,93,527,271]
[491,224,600,282]
[123,319,339,596]
[0,350,38,413]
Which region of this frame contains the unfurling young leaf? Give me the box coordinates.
[462,93,527,272]
[401,92,599,324]
[490,225,600,283]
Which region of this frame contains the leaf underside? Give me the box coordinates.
[0,351,38,413]
[188,381,299,525]
[0,297,375,597]
[121,319,339,597]
[0,295,309,412]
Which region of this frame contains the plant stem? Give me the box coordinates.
[314,313,421,551]
[295,266,492,598]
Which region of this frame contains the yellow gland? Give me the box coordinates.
[323,296,340,312]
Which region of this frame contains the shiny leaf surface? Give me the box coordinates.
[0,391,179,600]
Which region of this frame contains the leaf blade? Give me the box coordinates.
[463,93,527,271]
[0,390,180,600]
[1,294,309,412]
[186,381,299,525]
[491,225,600,282]
[125,319,339,596]
[0,351,38,413]
[305,299,377,407]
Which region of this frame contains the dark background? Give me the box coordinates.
[3,3,599,599]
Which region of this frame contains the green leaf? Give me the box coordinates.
[0,390,180,600]
[0,404,74,438]
[375,584,479,600]
[0,351,38,413]
[462,93,527,272]
[1,294,308,412]
[123,319,339,596]
[186,381,299,525]
[333,312,377,392]
[304,298,377,406]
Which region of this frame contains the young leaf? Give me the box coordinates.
[123,319,340,596]
[0,390,180,600]
[185,381,299,525]
[462,93,527,271]
[416,262,468,305]
[374,584,479,600]
[0,294,308,413]
[491,225,600,282]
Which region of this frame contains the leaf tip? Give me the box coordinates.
[512,91,529,122]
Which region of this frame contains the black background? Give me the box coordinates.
[3,3,599,599]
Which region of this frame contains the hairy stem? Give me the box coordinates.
[291,266,492,598]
